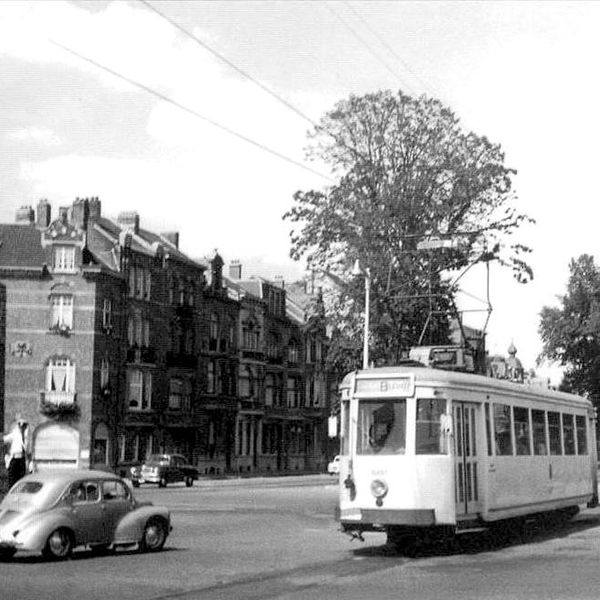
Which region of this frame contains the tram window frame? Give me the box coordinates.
[356,398,407,456]
[415,397,447,455]
[340,400,350,455]
[576,415,587,455]
[484,403,493,456]
[513,406,531,456]
[562,413,576,455]
[493,404,513,456]
[548,411,562,455]
[531,409,547,455]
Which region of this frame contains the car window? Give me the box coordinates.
[10,481,43,495]
[66,481,99,503]
[102,480,129,501]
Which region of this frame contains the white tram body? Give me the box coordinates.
[337,366,598,540]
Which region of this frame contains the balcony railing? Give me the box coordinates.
[41,391,76,405]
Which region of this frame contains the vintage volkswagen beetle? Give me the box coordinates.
[0,469,171,559]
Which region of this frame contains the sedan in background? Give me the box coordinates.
[131,453,199,488]
[0,469,171,560]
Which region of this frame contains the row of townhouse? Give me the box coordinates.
[0,198,335,478]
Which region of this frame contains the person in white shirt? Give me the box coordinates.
[3,414,30,488]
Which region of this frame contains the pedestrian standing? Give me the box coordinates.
[3,414,30,489]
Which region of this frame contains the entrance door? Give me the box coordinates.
[453,402,480,516]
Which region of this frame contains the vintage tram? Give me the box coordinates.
[336,365,598,547]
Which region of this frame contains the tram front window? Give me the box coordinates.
[357,399,406,455]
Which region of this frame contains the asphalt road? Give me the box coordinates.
[3,475,600,600]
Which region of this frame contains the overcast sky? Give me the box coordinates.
[1,1,598,380]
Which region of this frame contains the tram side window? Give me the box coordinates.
[531,409,547,455]
[548,411,562,455]
[513,407,531,455]
[416,398,447,455]
[576,415,587,455]
[357,399,406,455]
[493,404,513,456]
[562,414,576,455]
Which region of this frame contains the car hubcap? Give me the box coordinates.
[145,524,163,548]
[49,531,68,556]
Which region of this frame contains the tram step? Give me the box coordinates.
[456,526,488,534]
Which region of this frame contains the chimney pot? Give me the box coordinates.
[15,206,35,225]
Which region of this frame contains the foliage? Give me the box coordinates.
[285,90,533,373]
[539,254,600,401]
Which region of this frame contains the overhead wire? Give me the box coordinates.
[49,40,334,182]
[138,0,320,130]
[342,0,439,98]
[324,2,415,94]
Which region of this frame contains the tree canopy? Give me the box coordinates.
[285,90,533,373]
[539,254,600,401]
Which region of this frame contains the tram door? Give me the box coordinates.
[453,402,481,516]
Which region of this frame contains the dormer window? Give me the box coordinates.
[53,245,75,272]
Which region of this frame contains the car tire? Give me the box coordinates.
[139,518,168,553]
[0,547,17,561]
[42,528,74,560]
[158,477,167,488]
[185,476,193,487]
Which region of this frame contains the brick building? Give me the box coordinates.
[0,198,333,478]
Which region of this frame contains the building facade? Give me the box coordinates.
[0,198,333,480]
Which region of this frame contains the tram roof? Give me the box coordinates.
[342,365,591,407]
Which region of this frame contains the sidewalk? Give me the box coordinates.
[191,473,335,488]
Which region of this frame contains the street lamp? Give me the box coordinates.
[353,259,370,369]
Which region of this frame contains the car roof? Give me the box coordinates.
[21,469,121,486]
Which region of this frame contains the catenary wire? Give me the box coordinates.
[342,0,439,97]
[324,3,415,94]
[50,40,334,182]
[139,0,320,129]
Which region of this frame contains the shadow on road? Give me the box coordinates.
[350,511,600,559]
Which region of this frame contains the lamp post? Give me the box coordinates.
[353,260,370,369]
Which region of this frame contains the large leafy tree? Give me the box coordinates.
[539,254,600,402]
[285,90,533,374]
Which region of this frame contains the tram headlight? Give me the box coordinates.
[370,479,388,499]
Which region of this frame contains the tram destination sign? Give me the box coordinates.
[355,376,414,397]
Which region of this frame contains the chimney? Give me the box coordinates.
[15,206,34,225]
[36,199,51,229]
[229,260,242,280]
[211,251,224,290]
[88,197,101,222]
[273,275,285,289]
[117,211,139,234]
[161,232,179,249]
[58,206,69,223]
[71,197,89,230]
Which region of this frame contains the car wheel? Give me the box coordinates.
[185,476,193,487]
[139,518,168,553]
[158,477,167,488]
[0,547,16,561]
[42,528,74,560]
